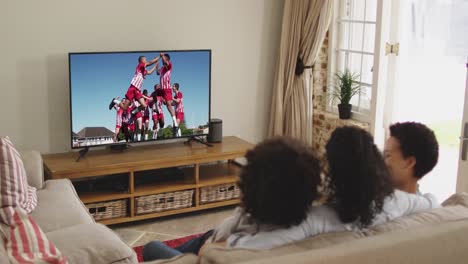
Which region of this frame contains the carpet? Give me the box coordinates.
[133,233,203,262]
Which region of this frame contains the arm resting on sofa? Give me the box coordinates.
[19,150,44,190]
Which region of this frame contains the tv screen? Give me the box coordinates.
[69,50,211,149]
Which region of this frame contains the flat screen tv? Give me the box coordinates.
[69,50,211,149]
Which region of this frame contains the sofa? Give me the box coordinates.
[0,150,139,264]
[0,150,198,264]
[152,193,468,264]
[3,151,468,264]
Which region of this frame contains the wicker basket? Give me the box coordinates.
[135,190,194,215]
[200,183,240,204]
[86,199,128,221]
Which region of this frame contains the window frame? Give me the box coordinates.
[326,0,378,123]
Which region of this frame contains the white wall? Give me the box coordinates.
[0,0,284,153]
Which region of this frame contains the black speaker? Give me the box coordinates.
[208,118,223,143]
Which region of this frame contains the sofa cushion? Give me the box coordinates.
[31,179,94,233]
[240,220,468,264]
[364,192,468,235]
[1,207,67,264]
[442,192,468,207]
[46,223,136,264]
[19,150,45,190]
[0,137,37,216]
[200,231,364,264]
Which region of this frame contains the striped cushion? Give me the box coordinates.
[0,137,37,223]
[1,207,67,264]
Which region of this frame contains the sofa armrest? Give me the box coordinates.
[46,223,137,264]
[19,150,44,190]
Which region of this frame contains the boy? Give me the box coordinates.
[131,100,144,142]
[157,53,178,129]
[109,95,131,111]
[384,122,439,195]
[172,83,184,137]
[150,84,165,139]
[109,55,160,112]
[110,96,130,142]
[141,89,151,140]
[111,96,126,142]
[124,102,137,142]
[120,101,134,142]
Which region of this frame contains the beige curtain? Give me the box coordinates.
[268,0,333,144]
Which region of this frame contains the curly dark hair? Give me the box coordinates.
[239,137,321,228]
[325,126,394,227]
[389,122,439,179]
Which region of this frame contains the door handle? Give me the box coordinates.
[461,122,468,161]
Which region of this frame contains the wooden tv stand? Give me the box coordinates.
[42,136,253,225]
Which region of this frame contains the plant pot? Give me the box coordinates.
[338,103,352,119]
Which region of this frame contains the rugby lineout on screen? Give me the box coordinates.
[69,50,211,149]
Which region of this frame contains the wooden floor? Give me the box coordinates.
[111,206,236,247]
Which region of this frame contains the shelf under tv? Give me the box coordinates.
[42,136,252,225]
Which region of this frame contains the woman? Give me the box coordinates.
[143,137,322,261]
[223,126,439,249]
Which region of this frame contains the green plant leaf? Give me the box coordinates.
[329,68,362,105]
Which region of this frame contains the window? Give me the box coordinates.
[328,0,378,120]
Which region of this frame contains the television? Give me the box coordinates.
[69,50,211,149]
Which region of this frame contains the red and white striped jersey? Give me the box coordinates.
[134,100,141,110]
[123,107,132,123]
[116,106,124,127]
[150,90,164,114]
[155,96,164,114]
[130,62,147,89]
[174,91,184,113]
[143,98,150,117]
[116,106,131,124]
[160,62,172,90]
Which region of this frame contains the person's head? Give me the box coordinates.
[326,126,393,227]
[384,122,439,192]
[121,98,130,109]
[172,83,179,92]
[239,137,321,228]
[163,54,170,65]
[143,89,148,96]
[138,56,146,64]
[154,84,161,91]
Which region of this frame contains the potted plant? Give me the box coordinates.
[330,69,361,119]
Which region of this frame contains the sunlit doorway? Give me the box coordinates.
[385,0,468,201]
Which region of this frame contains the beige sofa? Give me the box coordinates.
[159,194,468,264]
[4,151,468,264]
[0,151,138,264]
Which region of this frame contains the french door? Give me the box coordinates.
[457,64,468,193]
[373,0,468,200]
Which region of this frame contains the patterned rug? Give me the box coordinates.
[133,233,203,262]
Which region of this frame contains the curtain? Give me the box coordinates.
[268,0,333,144]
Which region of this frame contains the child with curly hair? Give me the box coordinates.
[142,137,321,260]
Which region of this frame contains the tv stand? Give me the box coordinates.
[185,135,213,147]
[42,136,253,225]
[109,143,130,152]
[75,147,89,162]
